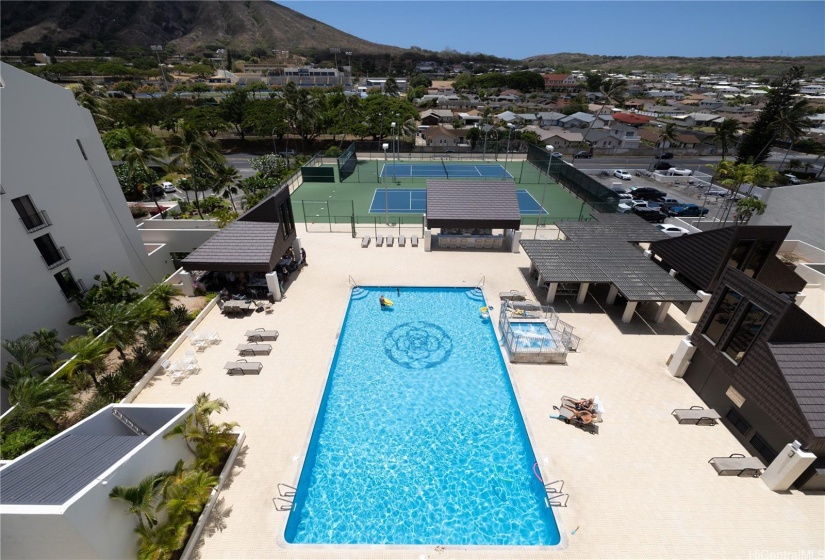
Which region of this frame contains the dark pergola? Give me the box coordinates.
[520,214,700,324]
[425,180,521,231]
[181,221,285,273]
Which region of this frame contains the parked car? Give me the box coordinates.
[573,151,592,159]
[613,169,632,180]
[617,192,634,201]
[657,197,683,211]
[279,149,297,157]
[667,168,693,176]
[656,224,691,237]
[705,187,730,198]
[551,152,564,159]
[148,185,165,198]
[633,207,667,223]
[657,152,674,159]
[669,204,709,217]
[784,174,801,185]
[618,199,657,212]
[653,162,672,171]
[610,185,628,194]
[629,187,667,201]
[161,181,176,193]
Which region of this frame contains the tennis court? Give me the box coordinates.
[368,188,548,215]
[380,162,513,179]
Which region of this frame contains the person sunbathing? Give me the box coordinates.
[562,397,595,412]
[561,404,595,424]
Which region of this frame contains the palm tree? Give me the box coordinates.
[771,99,813,171]
[164,393,237,469]
[109,127,168,217]
[656,122,680,156]
[109,472,169,529]
[7,377,75,432]
[148,283,183,311]
[581,78,627,149]
[283,83,319,152]
[169,125,222,219]
[337,95,361,147]
[709,119,742,160]
[60,334,115,387]
[134,518,190,560]
[165,469,218,521]
[211,164,241,212]
[77,302,147,360]
[73,79,111,125]
[383,77,400,97]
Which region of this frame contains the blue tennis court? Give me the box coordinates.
[369,188,548,215]
[380,163,513,179]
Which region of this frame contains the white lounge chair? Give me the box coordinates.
[245,329,279,342]
[376,236,384,247]
[386,235,394,247]
[708,454,765,477]
[236,343,272,356]
[361,236,371,248]
[399,235,406,247]
[411,235,419,247]
[672,406,721,426]
[224,360,263,376]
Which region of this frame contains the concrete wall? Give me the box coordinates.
[749,183,825,249]
[0,63,159,355]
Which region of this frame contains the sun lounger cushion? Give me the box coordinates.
[376,236,384,247]
[361,236,371,248]
[386,235,394,247]
[236,343,272,356]
[411,235,419,247]
[224,361,263,375]
[399,235,406,247]
[499,291,527,302]
[672,407,721,425]
[244,329,279,341]
[708,454,765,476]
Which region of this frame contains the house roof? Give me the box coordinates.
[768,343,825,437]
[543,73,572,81]
[425,180,521,230]
[560,112,596,123]
[675,132,705,145]
[537,111,566,120]
[423,125,463,139]
[613,113,651,125]
[182,220,281,272]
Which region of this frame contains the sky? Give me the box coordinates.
[279,1,825,59]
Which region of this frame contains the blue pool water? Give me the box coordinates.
[509,322,558,351]
[284,287,560,546]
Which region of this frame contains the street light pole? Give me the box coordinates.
[345,51,353,85]
[505,124,515,164]
[382,143,390,225]
[391,122,397,183]
[536,145,553,236]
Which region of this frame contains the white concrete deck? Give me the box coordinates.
[133,232,825,559]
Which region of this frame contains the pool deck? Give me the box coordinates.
[133,231,825,559]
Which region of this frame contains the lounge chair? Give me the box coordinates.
[245,329,279,342]
[708,454,765,477]
[411,235,419,247]
[499,290,527,302]
[361,236,371,248]
[224,360,263,376]
[236,343,272,356]
[399,235,406,247]
[386,235,394,247]
[672,406,721,426]
[376,235,384,247]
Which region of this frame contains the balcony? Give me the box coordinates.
[42,246,71,270]
[60,278,87,302]
[20,210,51,233]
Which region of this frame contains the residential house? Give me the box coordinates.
[542,73,579,90]
[584,123,641,150]
[422,125,468,147]
[208,68,238,85]
[496,110,521,124]
[537,111,566,128]
[420,109,455,125]
[525,126,584,148]
[612,113,652,127]
[559,112,609,129]
[515,113,538,125]
[673,112,723,128]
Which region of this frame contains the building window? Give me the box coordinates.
[726,408,750,435]
[742,240,774,278]
[54,269,83,301]
[34,234,69,269]
[749,433,777,464]
[728,240,754,270]
[279,200,295,239]
[703,288,743,345]
[723,303,769,363]
[12,195,50,232]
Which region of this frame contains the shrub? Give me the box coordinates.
[171,305,190,325]
[0,427,51,460]
[97,371,133,403]
[79,393,112,421]
[199,195,227,214]
[130,205,149,218]
[325,146,343,158]
[131,344,152,365]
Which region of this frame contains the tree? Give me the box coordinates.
[73,79,111,127]
[182,105,228,138]
[737,66,805,164]
[108,127,168,217]
[772,99,813,171]
[383,77,399,97]
[714,161,776,223]
[211,163,242,212]
[77,300,160,360]
[709,119,742,160]
[164,392,237,471]
[220,88,251,140]
[735,197,767,224]
[452,116,465,130]
[282,83,319,151]
[581,78,626,148]
[169,124,223,219]
[7,377,75,432]
[656,122,680,154]
[59,334,115,388]
[409,73,432,89]
[109,472,169,529]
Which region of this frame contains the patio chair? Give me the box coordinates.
[399,235,406,247]
[708,454,766,477]
[376,236,384,247]
[361,236,371,248]
[672,406,721,426]
[182,358,200,375]
[207,331,222,345]
[170,370,185,385]
[386,235,394,247]
[411,235,419,247]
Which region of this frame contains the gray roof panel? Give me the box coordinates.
[768,343,825,437]
[426,181,521,222]
[182,220,281,272]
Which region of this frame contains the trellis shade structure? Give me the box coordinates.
[521,214,701,303]
[182,221,285,273]
[425,180,522,230]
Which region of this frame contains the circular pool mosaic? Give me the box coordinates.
[383,321,453,369]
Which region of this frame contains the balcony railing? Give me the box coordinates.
[20,210,51,233]
[60,278,87,302]
[42,246,70,270]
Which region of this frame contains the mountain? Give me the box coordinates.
[0,1,401,56]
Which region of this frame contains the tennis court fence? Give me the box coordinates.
[339,159,545,184]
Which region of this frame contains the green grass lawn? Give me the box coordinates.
[290,160,592,227]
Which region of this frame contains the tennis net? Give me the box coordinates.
[440,157,449,177]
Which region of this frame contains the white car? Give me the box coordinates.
[161,181,176,193]
[784,174,801,185]
[618,199,646,212]
[667,168,693,176]
[613,169,632,180]
[656,224,691,237]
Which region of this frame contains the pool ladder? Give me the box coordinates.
[272,483,297,511]
[544,480,569,508]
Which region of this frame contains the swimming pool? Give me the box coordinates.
[284,287,560,546]
[509,322,558,351]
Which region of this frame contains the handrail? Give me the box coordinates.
[476,276,485,289]
[348,275,358,288]
[544,479,564,493]
[547,493,569,507]
[277,483,297,497]
[111,408,147,435]
[272,497,293,511]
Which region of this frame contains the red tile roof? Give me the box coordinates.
[613,113,651,125]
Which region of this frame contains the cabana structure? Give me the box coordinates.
[520,214,700,323]
[424,180,522,252]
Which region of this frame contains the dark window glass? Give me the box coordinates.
[742,240,774,278]
[723,303,769,362]
[34,234,62,266]
[11,195,44,230]
[279,200,295,239]
[54,269,80,300]
[728,240,754,270]
[704,289,743,345]
[726,408,750,435]
[750,434,777,464]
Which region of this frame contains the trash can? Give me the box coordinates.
[267,292,275,304]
